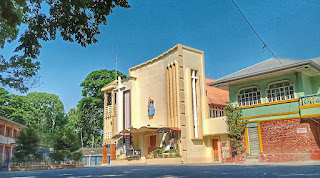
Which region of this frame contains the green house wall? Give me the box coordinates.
[311,76,320,94]
[228,71,320,122]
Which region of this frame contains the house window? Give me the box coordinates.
[237,87,261,107]
[210,106,225,118]
[107,93,112,105]
[220,108,224,116]
[266,81,294,102]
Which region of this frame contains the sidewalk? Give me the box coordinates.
[103,160,320,167]
[202,160,320,166]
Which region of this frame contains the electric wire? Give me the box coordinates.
[231,0,282,64]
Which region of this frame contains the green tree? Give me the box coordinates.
[225,103,246,156]
[75,69,126,148]
[7,94,35,125]
[14,126,42,163]
[26,92,66,132]
[51,127,82,163]
[0,88,68,149]
[66,108,84,148]
[0,87,11,117]
[25,92,67,148]
[0,0,130,92]
[78,97,103,148]
[0,87,34,125]
[80,69,126,105]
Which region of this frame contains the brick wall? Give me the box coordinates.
[221,141,231,159]
[260,119,320,154]
[225,155,244,163]
[259,118,320,162]
[260,153,310,162]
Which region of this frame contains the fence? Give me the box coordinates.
[80,155,103,166]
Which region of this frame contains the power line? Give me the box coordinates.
[231,0,282,63]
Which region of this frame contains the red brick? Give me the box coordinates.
[260,119,320,155]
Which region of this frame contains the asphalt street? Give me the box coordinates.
[1,164,320,178]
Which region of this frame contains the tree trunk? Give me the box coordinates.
[91,134,95,148]
[80,130,84,148]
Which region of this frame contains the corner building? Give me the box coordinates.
[101,44,229,164]
[209,57,320,162]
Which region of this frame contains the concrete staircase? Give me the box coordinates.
[245,154,260,164]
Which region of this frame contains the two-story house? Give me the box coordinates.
[0,116,25,162]
[101,44,230,164]
[209,57,320,162]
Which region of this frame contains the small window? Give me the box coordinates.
[107,93,112,105]
[237,87,261,107]
[266,81,294,102]
[211,106,225,118]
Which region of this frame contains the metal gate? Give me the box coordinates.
[248,127,260,155]
[80,155,102,166]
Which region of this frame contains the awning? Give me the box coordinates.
[120,126,159,134]
[154,127,181,134]
[111,133,130,139]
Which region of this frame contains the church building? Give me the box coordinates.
[101,44,230,164]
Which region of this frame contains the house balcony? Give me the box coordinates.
[104,105,117,116]
[239,99,300,122]
[203,116,229,136]
[299,94,320,118]
[0,135,16,145]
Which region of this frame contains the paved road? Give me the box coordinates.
[1,164,320,177]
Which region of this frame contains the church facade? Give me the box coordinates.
[101,44,230,164]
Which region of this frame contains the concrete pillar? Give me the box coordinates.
[11,127,14,138]
[169,66,173,127]
[10,146,13,159]
[166,68,170,126]
[102,145,108,164]
[218,140,223,163]
[103,92,108,141]
[3,125,6,137]
[117,77,123,133]
[111,144,116,160]
[111,90,117,135]
[173,64,177,127]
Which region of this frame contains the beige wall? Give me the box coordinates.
[129,49,178,128]
[181,47,215,162]
[203,116,229,136]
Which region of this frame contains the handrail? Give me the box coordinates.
[299,93,320,98]
[299,94,320,106]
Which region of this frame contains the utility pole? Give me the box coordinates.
[113,56,120,80]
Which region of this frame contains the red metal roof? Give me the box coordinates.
[205,78,229,106]
[165,127,181,131]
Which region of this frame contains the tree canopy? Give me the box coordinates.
[14,126,43,163]
[0,87,67,149]
[1,68,127,158]
[0,0,130,92]
[68,69,126,148]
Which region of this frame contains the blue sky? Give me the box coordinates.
[2,0,320,112]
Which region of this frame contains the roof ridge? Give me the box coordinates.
[208,57,316,87]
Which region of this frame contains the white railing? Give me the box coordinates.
[104,105,117,114]
[0,135,15,145]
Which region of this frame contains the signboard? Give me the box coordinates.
[297,128,307,133]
